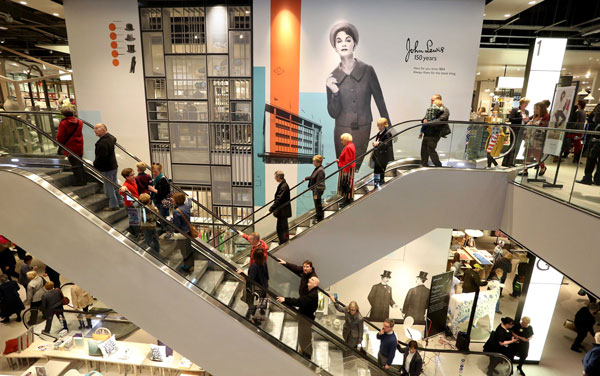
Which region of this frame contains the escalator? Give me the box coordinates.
[0,114,515,375]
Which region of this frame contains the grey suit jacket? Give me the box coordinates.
[327,59,390,128]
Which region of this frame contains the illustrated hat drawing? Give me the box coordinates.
[417,271,428,281]
[381,270,392,279]
[127,44,136,53]
[329,21,359,48]
[125,23,134,31]
[125,34,136,42]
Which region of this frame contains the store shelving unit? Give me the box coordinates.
[139,2,253,247]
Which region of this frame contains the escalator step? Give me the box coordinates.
[324,211,335,218]
[187,260,209,284]
[231,289,249,317]
[198,270,224,295]
[263,311,285,340]
[68,182,101,200]
[281,320,298,350]
[328,348,344,375]
[44,171,78,188]
[95,207,128,225]
[215,280,240,306]
[79,194,109,212]
[312,341,330,370]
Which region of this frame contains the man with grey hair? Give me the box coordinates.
[583,332,600,375]
[269,170,291,244]
[93,123,122,210]
[278,276,320,358]
[377,318,397,369]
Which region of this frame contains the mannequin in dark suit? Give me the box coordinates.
[367,270,397,321]
[269,171,292,244]
[403,271,430,324]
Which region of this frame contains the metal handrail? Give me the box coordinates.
[216,119,508,249]
[0,111,239,234]
[0,114,395,376]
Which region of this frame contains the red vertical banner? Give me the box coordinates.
[270,0,301,156]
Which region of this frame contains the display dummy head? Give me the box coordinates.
[380,270,392,285]
[416,271,428,285]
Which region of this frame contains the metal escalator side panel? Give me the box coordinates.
[0,168,321,376]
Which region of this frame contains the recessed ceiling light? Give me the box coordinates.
[245,10,250,14]
[194,35,198,39]
[504,14,511,17]
[485,88,490,92]
[19,1,27,4]
[53,13,59,17]
[476,72,481,75]
[483,13,486,16]
[0,26,7,30]
[528,1,536,4]
[517,68,521,71]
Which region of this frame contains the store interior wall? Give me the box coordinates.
[63,0,150,163]
[253,0,485,217]
[500,184,599,297]
[328,228,451,323]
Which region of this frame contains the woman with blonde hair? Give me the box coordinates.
[336,133,356,207]
[330,295,364,353]
[511,316,534,375]
[372,118,394,188]
[304,155,326,223]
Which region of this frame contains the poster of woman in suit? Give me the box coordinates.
[326,21,391,169]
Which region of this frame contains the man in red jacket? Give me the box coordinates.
[56,106,86,186]
[237,231,268,266]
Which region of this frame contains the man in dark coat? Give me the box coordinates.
[0,244,18,280]
[278,258,317,297]
[367,270,397,322]
[403,271,430,324]
[462,261,486,293]
[278,276,320,358]
[41,282,67,334]
[93,123,123,210]
[269,171,292,244]
[572,303,600,352]
[0,274,24,323]
[420,93,450,167]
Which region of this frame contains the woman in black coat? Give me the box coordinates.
[0,274,24,323]
[305,155,326,223]
[484,317,517,375]
[400,340,423,376]
[0,245,18,280]
[372,118,394,188]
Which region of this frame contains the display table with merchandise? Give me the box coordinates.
[4,338,204,376]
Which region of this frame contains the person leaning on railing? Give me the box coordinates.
[329,295,364,355]
[236,231,268,266]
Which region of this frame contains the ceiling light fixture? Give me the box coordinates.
[19,1,27,4]
[585,93,595,101]
[586,72,591,78]
[53,13,59,17]
[578,89,589,95]
[476,72,481,75]
[504,14,511,17]
[0,26,7,30]
[528,0,536,4]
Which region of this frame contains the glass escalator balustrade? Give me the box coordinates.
[0,113,396,375]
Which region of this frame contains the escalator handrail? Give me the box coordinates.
[0,114,393,375]
[329,298,513,369]
[213,118,424,236]
[217,119,504,248]
[0,111,239,234]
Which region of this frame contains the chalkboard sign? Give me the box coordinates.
[426,271,454,337]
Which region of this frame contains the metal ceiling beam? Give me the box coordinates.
[482,23,576,31]
[534,19,566,33]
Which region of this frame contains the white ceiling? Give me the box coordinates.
[475,48,600,90]
[484,0,545,21]
[9,0,64,18]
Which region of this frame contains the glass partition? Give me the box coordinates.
[0,113,396,375]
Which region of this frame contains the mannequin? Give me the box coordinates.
[403,271,430,325]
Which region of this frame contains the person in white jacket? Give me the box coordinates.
[25,271,45,325]
[71,284,94,329]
